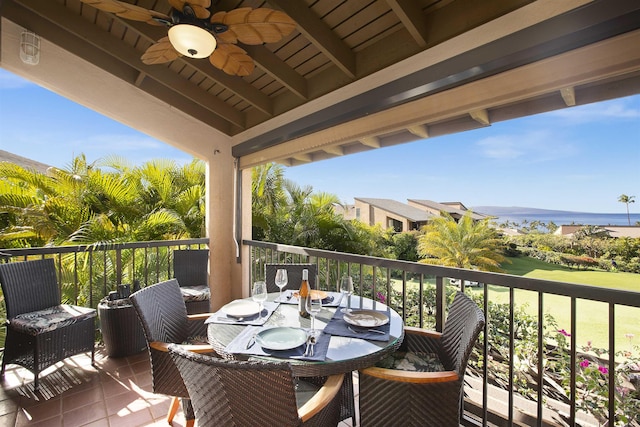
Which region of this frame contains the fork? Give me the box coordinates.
[303,336,312,356]
[308,336,316,357]
[348,326,386,335]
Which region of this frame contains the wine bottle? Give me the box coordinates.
[298,269,311,318]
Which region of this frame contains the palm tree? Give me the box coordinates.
[618,194,635,225]
[417,212,506,272]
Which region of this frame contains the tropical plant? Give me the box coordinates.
[0,154,205,247]
[416,212,507,272]
[618,194,636,226]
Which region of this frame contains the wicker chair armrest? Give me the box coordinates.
[150,341,214,354]
[187,313,213,322]
[298,374,345,422]
[405,326,442,339]
[360,366,459,384]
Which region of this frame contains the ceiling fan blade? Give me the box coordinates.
[80,0,169,25]
[168,0,211,19]
[141,37,181,65]
[209,44,255,76]
[211,8,296,45]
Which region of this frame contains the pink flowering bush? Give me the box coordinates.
[547,323,640,426]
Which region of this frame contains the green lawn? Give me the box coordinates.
[393,257,640,353]
[491,256,640,352]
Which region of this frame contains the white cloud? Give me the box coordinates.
[76,134,170,152]
[546,98,640,123]
[476,130,575,161]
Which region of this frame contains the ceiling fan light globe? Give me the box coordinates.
[168,24,216,59]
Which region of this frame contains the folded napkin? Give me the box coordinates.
[323,309,390,341]
[275,291,343,307]
[225,326,329,362]
[205,301,278,326]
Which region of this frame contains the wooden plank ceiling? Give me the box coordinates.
[3,0,640,167]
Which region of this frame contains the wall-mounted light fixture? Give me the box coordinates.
[20,30,40,65]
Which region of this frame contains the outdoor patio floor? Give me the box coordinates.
[0,346,358,426]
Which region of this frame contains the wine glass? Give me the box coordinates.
[306,294,323,337]
[252,281,267,319]
[339,276,354,314]
[274,268,288,302]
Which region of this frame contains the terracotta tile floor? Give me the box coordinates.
[0,345,358,426]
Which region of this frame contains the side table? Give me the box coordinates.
[98,299,147,358]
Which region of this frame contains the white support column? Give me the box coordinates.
[206,146,238,311]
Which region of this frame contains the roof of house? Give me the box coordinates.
[555,225,640,238]
[355,198,435,222]
[408,199,487,220]
[0,150,51,174]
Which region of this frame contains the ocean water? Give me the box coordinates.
[492,213,640,227]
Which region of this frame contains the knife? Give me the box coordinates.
[246,334,256,349]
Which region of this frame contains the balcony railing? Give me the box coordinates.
[245,239,640,427]
[0,238,208,309]
[1,239,638,426]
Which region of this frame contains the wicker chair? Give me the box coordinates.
[265,263,317,293]
[173,249,210,314]
[168,344,345,427]
[359,291,485,427]
[129,278,215,427]
[0,258,96,390]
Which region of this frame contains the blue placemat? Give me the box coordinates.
[225,326,329,362]
[324,309,390,341]
[205,301,278,326]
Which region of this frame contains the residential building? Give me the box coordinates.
[354,198,435,232]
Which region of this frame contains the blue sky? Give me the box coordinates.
[1,68,638,213]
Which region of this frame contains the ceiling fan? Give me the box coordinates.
[79,0,296,76]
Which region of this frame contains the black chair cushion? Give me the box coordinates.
[10,304,96,336]
[180,285,210,302]
[376,351,445,372]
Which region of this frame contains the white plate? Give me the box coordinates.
[220,300,261,318]
[255,327,308,350]
[343,310,389,328]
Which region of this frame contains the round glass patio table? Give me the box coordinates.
[207,293,404,377]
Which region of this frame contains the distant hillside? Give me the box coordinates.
[471,206,584,216]
[0,150,51,173]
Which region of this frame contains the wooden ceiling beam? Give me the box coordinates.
[293,153,312,163]
[407,125,429,138]
[240,28,640,167]
[561,87,576,106]
[268,0,356,79]
[360,137,381,148]
[470,109,490,125]
[244,45,307,100]
[323,146,344,156]
[386,0,429,47]
[10,0,243,128]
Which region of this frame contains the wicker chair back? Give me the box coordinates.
[0,258,60,318]
[129,279,192,400]
[173,249,208,288]
[439,291,486,374]
[265,264,317,293]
